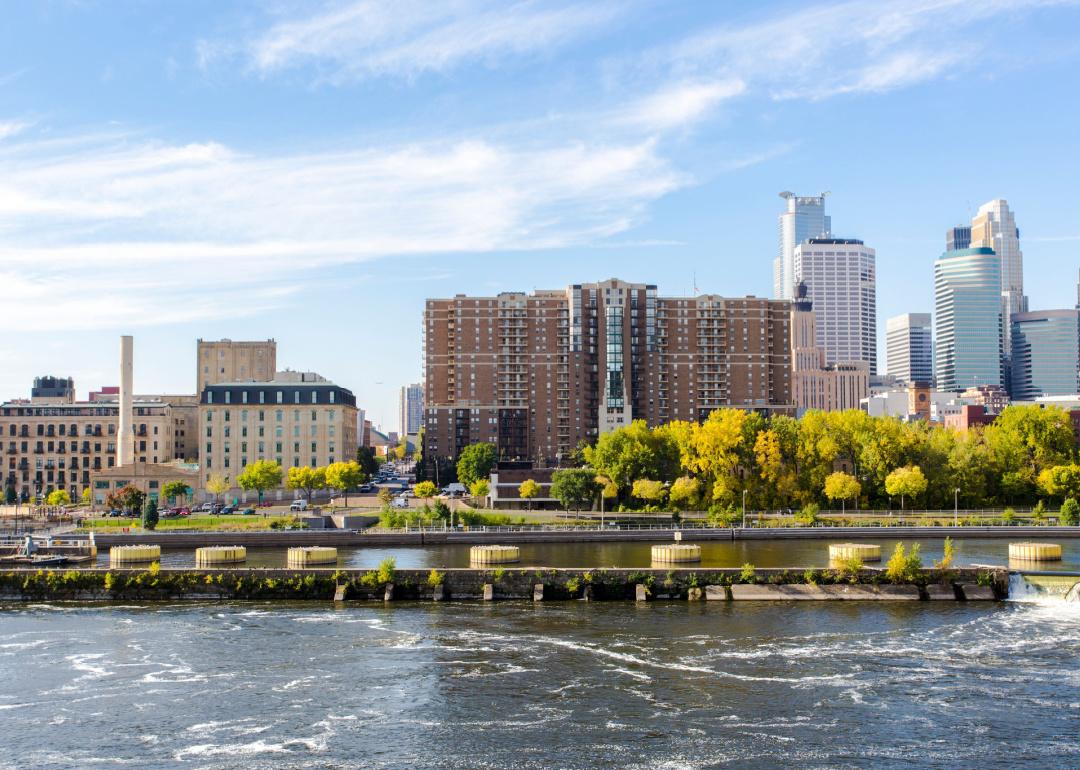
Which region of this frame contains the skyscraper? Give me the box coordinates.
[946,225,971,251]
[970,199,1026,355]
[1010,310,1080,400]
[774,191,831,300]
[792,237,877,374]
[790,283,869,413]
[885,313,933,384]
[934,247,1003,392]
[399,383,424,437]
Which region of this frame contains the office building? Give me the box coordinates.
[399,383,424,437]
[790,283,869,412]
[792,238,878,373]
[970,199,1027,355]
[1010,309,1080,400]
[198,377,358,500]
[934,247,1003,392]
[885,313,934,384]
[423,278,793,465]
[774,191,831,300]
[946,226,971,251]
[196,338,277,394]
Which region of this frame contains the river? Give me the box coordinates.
[2,597,1079,769]
[88,536,1080,571]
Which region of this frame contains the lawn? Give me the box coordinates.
[78,514,300,532]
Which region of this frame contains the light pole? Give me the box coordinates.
[954,488,960,527]
[742,489,748,529]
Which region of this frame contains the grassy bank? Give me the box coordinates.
[78,515,304,532]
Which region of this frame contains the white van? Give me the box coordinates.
[391,496,409,509]
[289,499,308,512]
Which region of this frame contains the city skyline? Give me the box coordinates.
[2,1,1080,426]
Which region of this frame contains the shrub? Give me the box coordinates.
[739,563,757,584]
[802,569,818,585]
[492,567,506,582]
[565,576,581,595]
[1002,507,1016,525]
[376,557,396,585]
[885,543,922,584]
[934,537,957,571]
[432,500,450,521]
[426,569,445,587]
[795,503,820,527]
[836,555,863,580]
[1060,498,1080,526]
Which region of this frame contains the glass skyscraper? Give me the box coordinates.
[774,191,831,300]
[1010,310,1080,399]
[934,247,1003,392]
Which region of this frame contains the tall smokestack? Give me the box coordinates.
[119,335,134,467]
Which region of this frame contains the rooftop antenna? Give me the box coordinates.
[692,270,699,296]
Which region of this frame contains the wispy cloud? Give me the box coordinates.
[620,79,746,130]
[204,0,622,82]
[0,129,683,330]
[664,0,1075,100]
[0,120,31,141]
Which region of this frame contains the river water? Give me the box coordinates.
[2,598,1079,769]
[90,536,1080,571]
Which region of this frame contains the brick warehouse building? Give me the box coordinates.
[423,278,794,468]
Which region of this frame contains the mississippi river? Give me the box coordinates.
[1,599,1078,768]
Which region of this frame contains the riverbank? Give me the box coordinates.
[0,566,1007,602]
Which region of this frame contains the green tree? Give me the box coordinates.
[355,446,380,478]
[324,460,366,505]
[823,471,861,513]
[885,466,928,510]
[584,420,679,504]
[377,487,393,511]
[141,495,159,531]
[237,461,283,505]
[205,473,230,503]
[46,489,71,506]
[668,476,703,511]
[549,469,598,512]
[469,479,490,500]
[414,480,437,500]
[80,487,91,505]
[518,479,540,510]
[286,466,325,501]
[456,443,497,487]
[412,427,425,463]
[5,485,17,505]
[161,480,191,505]
[1060,498,1080,526]
[394,437,408,461]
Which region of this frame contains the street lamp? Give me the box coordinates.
[742,489,748,529]
[954,488,960,527]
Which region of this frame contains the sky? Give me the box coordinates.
[1,0,1079,430]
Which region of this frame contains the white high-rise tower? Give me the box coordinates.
[970,199,1026,355]
[774,192,831,300]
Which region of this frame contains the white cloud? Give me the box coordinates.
[0,129,683,330]
[621,79,746,130]
[220,0,621,81]
[0,120,30,141]
[664,0,1075,100]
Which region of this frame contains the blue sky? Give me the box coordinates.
[1,0,1079,429]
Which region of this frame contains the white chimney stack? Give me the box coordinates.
[119,335,134,467]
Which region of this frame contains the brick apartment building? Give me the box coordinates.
[422,278,794,467]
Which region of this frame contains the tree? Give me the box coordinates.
[414,480,437,500]
[394,437,408,461]
[205,474,230,504]
[584,420,679,504]
[106,485,144,515]
[324,460,366,506]
[631,479,667,508]
[456,443,497,487]
[412,427,425,463]
[1060,498,1080,526]
[80,487,91,505]
[355,446,380,478]
[5,485,17,505]
[377,487,393,510]
[1037,464,1080,502]
[885,466,928,510]
[518,478,540,510]
[46,489,71,506]
[469,479,490,500]
[824,471,861,513]
[668,476,702,511]
[141,495,159,531]
[237,461,282,505]
[286,466,325,501]
[549,469,597,512]
[161,480,191,505]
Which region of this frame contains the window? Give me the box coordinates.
[276,391,283,404]
[311,391,317,404]
[311,410,317,421]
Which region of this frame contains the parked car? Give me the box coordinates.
[176,507,191,516]
[391,496,409,509]
[108,508,122,517]
[358,484,374,493]
[241,507,256,515]
[198,503,214,513]
[220,505,236,515]
[289,499,308,512]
